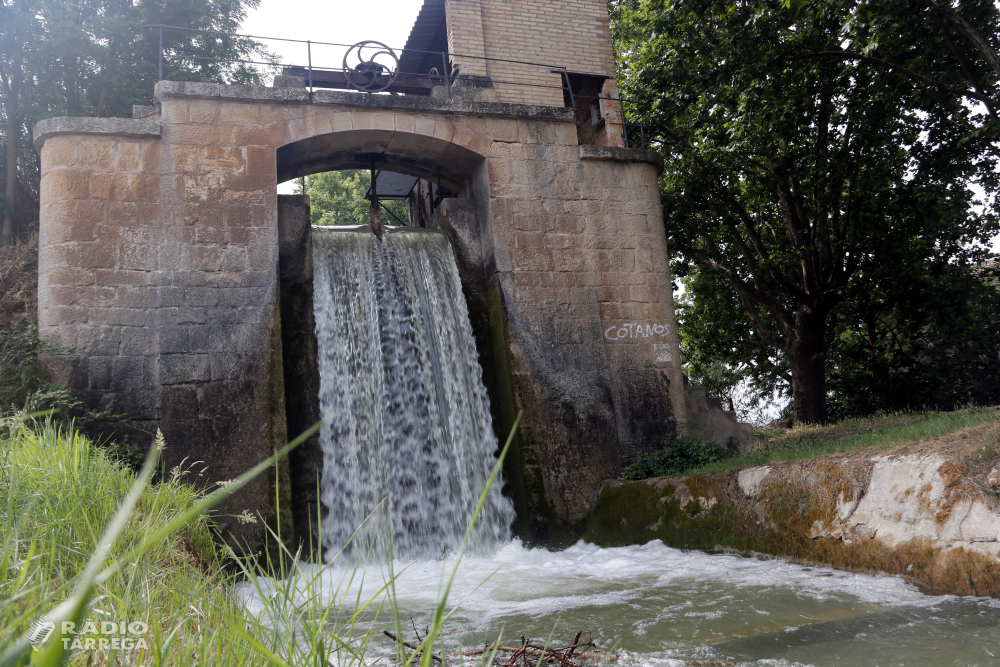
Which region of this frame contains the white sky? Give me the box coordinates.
[240,0,424,69]
[242,0,423,192]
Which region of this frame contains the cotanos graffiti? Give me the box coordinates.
[604,323,671,342]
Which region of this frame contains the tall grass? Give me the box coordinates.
[0,412,522,666]
[688,407,1000,475]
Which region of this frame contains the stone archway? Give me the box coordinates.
[34,79,684,552]
[276,128,489,191]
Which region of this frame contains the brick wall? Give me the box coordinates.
[443,0,621,136]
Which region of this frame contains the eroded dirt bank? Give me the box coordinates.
[583,421,1000,596]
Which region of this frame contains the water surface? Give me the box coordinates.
[247,540,1000,667]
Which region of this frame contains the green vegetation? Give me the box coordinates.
[690,408,1000,475]
[0,412,522,666]
[0,320,49,410]
[620,436,731,481]
[0,321,146,468]
[299,171,409,227]
[612,0,1000,422]
[0,421,245,664]
[585,415,1000,597]
[619,409,1000,482]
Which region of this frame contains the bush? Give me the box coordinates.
[0,320,50,409]
[0,321,147,467]
[621,436,731,481]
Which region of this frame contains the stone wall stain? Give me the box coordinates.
[584,423,1000,596]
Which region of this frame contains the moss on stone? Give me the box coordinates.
[583,460,1000,597]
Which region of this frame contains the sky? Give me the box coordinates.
[239,0,424,69]
[241,0,423,192]
[241,1,1000,253]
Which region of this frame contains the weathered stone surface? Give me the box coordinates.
[277,195,323,554]
[155,80,577,121]
[825,454,1000,557]
[737,466,772,496]
[36,78,686,549]
[686,384,755,446]
[579,145,664,171]
[33,118,161,152]
[586,418,1000,596]
[132,105,157,119]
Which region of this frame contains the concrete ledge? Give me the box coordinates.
[579,145,664,172]
[33,117,161,151]
[155,80,576,122]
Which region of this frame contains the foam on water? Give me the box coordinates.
[241,540,1000,665]
[311,227,515,561]
[242,540,935,622]
[298,224,1000,665]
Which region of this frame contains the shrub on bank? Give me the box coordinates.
[621,436,731,481]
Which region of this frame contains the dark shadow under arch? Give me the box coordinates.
[276,129,486,191]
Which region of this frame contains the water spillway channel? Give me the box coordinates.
[311,226,515,561]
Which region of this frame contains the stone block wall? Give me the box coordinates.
[35,82,684,546]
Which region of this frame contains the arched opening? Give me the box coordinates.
[276,129,485,193]
[273,129,514,556]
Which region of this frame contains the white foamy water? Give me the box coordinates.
[242,540,1000,666]
[312,226,515,561]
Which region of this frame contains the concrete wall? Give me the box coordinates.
[35,81,684,547]
[685,384,754,447]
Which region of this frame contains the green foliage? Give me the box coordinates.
[0,413,520,665]
[612,0,1000,421]
[1,321,147,467]
[621,436,731,481]
[824,264,1000,419]
[0,320,48,409]
[300,170,410,226]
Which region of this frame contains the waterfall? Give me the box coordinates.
[312,226,515,561]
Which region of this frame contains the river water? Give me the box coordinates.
[245,540,1000,667]
[311,226,514,561]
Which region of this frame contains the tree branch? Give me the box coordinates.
[693,238,796,340]
[663,127,809,303]
[800,50,1000,107]
[925,0,1000,79]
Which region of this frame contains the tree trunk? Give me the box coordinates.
[1,63,20,245]
[788,309,828,424]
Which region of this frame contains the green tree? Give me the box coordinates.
[613,0,1000,422]
[300,170,409,227]
[0,0,272,245]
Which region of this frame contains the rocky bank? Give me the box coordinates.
[583,419,1000,596]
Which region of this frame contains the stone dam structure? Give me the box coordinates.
[32,0,739,551]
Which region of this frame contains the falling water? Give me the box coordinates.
[312,226,515,561]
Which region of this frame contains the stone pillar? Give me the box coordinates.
[277,195,323,556]
[34,115,292,556]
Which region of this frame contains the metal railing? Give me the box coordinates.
[139,24,578,108]
[136,24,666,150]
